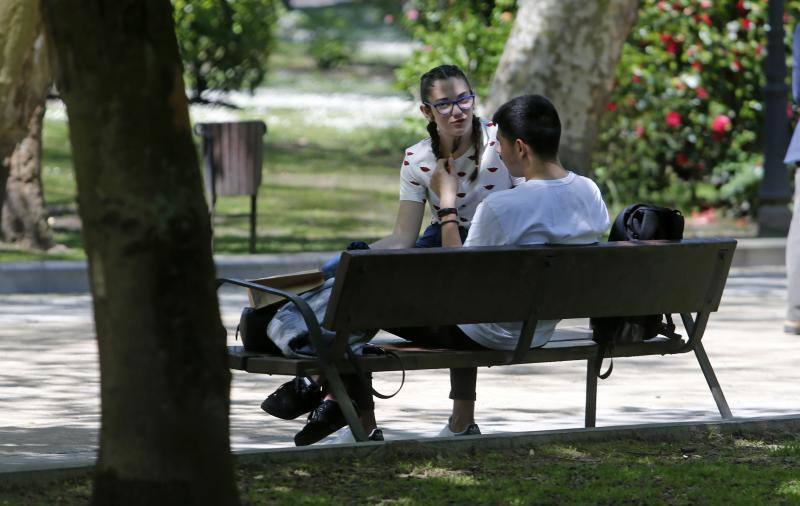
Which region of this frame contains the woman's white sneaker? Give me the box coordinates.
[437,419,481,437]
[324,427,384,444]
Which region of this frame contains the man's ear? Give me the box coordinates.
[514,138,529,159]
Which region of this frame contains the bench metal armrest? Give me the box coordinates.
[215,277,324,347]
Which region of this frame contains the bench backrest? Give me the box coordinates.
[322,238,736,332]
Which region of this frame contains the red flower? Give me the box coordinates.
[660,33,673,45]
[736,0,747,14]
[666,111,682,128]
[632,75,642,84]
[606,102,617,112]
[711,115,732,141]
[740,18,751,30]
[635,124,646,138]
[692,61,703,72]
[666,42,678,55]
[657,1,669,11]
[700,0,711,8]
[699,13,712,26]
[755,45,763,56]
[696,87,709,100]
[675,153,689,167]
[730,60,742,72]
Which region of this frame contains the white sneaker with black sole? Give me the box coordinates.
[437,418,481,437]
[323,427,385,444]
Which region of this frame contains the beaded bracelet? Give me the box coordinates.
[436,207,458,218]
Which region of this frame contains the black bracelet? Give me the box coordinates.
[440,219,459,227]
[436,207,458,218]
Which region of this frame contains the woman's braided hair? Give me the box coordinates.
[421,65,482,182]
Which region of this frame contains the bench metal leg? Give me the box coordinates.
[322,365,369,442]
[693,341,733,419]
[585,357,598,428]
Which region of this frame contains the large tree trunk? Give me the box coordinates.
[41,1,239,505]
[486,0,639,175]
[0,0,53,249]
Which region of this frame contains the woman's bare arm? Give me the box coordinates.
[369,200,425,249]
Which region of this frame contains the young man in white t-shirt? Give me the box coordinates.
[413,94,610,436]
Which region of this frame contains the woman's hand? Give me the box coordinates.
[430,157,458,207]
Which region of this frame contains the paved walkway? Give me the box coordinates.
[1,266,798,473]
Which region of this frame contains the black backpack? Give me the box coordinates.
[590,204,685,379]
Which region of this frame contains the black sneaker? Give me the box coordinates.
[294,400,347,446]
[261,377,323,420]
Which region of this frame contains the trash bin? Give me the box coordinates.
[195,120,267,253]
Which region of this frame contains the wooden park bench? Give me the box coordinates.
[220,237,737,442]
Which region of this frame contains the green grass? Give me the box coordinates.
[3,434,800,505]
[0,109,424,262]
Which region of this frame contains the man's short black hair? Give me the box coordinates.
[492,95,561,161]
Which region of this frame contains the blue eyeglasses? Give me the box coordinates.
[423,94,476,116]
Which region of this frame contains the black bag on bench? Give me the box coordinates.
[237,303,283,354]
[590,203,684,378]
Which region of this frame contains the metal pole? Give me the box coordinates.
[250,194,257,254]
[758,0,793,237]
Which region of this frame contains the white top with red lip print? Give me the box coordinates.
[398,120,521,227]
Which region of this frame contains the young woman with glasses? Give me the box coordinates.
[368,64,521,251]
[261,64,520,446]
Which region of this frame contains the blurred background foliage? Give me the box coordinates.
[394,0,517,100]
[172,0,280,100]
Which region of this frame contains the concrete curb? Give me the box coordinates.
[0,251,336,294]
[2,414,799,489]
[0,237,788,294]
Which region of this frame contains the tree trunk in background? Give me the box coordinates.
[0,1,53,249]
[41,1,239,505]
[3,103,53,248]
[486,0,640,175]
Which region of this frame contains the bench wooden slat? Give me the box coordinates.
[228,334,681,376]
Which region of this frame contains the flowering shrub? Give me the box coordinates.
[594,0,800,215]
[394,0,517,100]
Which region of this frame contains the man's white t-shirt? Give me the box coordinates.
[399,121,523,227]
[458,171,610,350]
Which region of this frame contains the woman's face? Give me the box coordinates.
[421,77,474,140]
